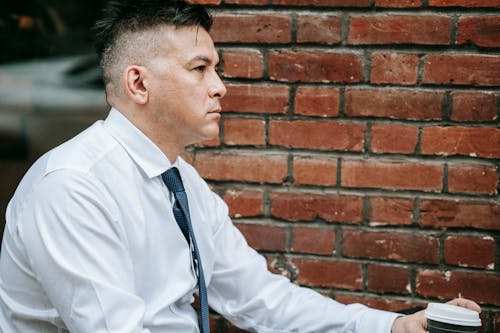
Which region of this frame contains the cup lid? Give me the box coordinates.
[425,303,481,327]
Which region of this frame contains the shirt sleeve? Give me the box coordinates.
[19,169,151,333]
[206,192,400,333]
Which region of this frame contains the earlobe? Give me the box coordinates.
[124,65,149,105]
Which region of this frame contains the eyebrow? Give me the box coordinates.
[187,55,219,66]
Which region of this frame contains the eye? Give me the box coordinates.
[194,65,206,72]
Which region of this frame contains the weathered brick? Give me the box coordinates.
[369,197,414,226]
[222,84,289,114]
[223,118,266,146]
[420,199,500,231]
[457,16,500,47]
[269,51,363,83]
[341,159,443,192]
[451,91,497,122]
[211,14,291,43]
[294,86,340,117]
[422,55,500,86]
[293,258,362,289]
[297,15,342,45]
[421,126,500,158]
[376,0,422,7]
[370,123,419,154]
[348,16,451,45]
[293,156,338,186]
[225,0,267,4]
[195,151,288,183]
[271,192,363,223]
[345,88,443,120]
[223,189,264,218]
[367,264,411,294]
[221,49,264,79]
[343,230,439,263]
[236,223,286,251]
[429,0,500,7]
[335,294,424,312]
[269,120,365,151]
[444,236,495,269]
[448,164,498,195]
[291,226,335,255]
[370,53,419,85]
[272,0,371,6]
[416,269,500,305]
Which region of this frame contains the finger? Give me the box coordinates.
[446,298,481,313]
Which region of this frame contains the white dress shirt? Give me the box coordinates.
[0,108,400,333]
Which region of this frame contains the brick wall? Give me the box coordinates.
[187,0,500,331]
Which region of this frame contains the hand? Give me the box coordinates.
[391,298,481,333]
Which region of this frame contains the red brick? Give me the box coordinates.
[421,126,500,158]
[195,151,287,183]
[222,84,289,114]
[343,230,439,264]
[272,0,370,6]
[211,14,291,43]
[345,88,443,120]
[367,264,411,294]
[369,197,414,226]
[297,15,341,45]
[269,51,363,83]
[457,16,500,47]
[335,294,424,312]
[269,120,365,151]
[223,118,266,146]
[291,226,335,255]
[451,91,497,122]
[223,190,264,218]
[416,269,500,305]
[225,0,267,4]
[221,49,264,79]
[422,55,500,86]
[235,223,286,251]
[370,53,419,85]
[270,192,363,223]
[448,164,498,195]
[341,159,443,192]
[370,123,419,154]
[429,0,500,7]
[294,86,340,117]
[420,199,500,231]
[292,258,362,289]
[293,156,338,186]
[348,16,451,45]
[376,0,422,7]
[444,236,495,269]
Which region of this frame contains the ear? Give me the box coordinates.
[124,65,149,105]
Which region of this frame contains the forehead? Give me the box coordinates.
[157,25,218,63]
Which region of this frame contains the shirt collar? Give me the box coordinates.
[103,107,177,178]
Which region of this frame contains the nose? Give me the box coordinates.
[208,71,227,99]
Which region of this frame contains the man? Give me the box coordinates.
[0,0,480,332]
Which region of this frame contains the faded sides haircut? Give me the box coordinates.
[92,0,213,90]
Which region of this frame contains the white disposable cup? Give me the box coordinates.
[425,303,481,333]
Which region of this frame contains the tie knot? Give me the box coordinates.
[161,167,185,193]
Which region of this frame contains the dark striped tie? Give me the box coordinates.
[161,167,209,333]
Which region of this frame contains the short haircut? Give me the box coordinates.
[92,0,213,89]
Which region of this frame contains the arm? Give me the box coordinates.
[205,193,399,333]
[20,170,150,333]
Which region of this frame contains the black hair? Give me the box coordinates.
[92,0,213,86]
